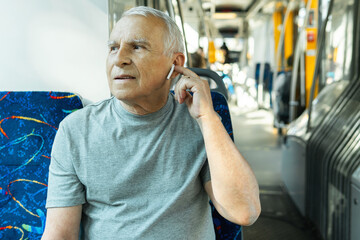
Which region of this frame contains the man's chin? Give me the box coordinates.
[111,90,137,101]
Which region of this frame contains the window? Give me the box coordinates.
[321,0,354,85]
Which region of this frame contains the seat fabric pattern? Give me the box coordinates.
[211,92,242,240]
[0,91,83,240]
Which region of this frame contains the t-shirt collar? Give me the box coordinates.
[112,93,174,120]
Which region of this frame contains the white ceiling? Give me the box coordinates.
[213,0,254,10]
[209,0,257,38]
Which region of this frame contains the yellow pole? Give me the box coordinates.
[284,11,294,71]
[305,0,318,107]
[273,3,294,72]
[273,9,283,71]
[208,40,216,64]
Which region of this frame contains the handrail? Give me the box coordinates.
[189,68,229,100]
[306,0,334,132]
[289,0,313,122]
[272,0,296,90]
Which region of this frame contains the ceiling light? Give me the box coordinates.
[213,12,237,19]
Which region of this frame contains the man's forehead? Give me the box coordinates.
[110,16,158,39]
[109,16,166,47]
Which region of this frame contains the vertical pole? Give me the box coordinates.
[304,0,319,107]
[289,0,313,121]
[284,10,294,70]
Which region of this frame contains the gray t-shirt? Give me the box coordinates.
[46,93,215,239]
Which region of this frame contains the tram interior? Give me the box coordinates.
[0,0,360,239]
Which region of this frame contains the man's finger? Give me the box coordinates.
[174,76,186,103]
[174,65,199,79]
[175,76,197,103]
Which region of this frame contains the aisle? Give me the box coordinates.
[229,107,321,240]
[231,109,282,186]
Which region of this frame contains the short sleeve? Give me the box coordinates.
[46,122,86,208]
[200,159,211,185]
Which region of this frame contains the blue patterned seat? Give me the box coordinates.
[0,91,83,239]
[210,91,243,240]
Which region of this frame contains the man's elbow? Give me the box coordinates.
[232,201,261,226]
[242,202,261,226]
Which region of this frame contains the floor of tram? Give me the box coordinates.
[229,105,322,240]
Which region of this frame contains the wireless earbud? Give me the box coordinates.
[167,64,175,80]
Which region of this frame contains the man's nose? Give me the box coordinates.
[115,46,132,66]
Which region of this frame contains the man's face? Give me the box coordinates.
[106,15,172,101]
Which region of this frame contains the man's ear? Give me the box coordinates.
[173,52,185,66]
[170,52,185,79]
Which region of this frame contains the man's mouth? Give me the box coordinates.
[114,74,136,80]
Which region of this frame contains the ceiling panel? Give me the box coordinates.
[214,0,255,11]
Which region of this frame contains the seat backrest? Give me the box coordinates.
[0,91,83,239]
[210,91,243,240]
[190,67,229,100]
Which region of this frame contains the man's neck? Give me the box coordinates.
[118,93,169,115]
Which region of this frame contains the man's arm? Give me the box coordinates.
[174,66,261,226]
[42,205,82,240]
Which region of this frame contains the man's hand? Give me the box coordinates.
[173,66,216,121]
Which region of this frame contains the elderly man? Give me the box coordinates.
[42,6,260,240]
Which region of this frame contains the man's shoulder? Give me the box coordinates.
[61,97,113,125]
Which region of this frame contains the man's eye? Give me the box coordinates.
[133,45,142,50]
[110,46,119,52]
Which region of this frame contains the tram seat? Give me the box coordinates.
[0,91,83,239]
[209,91,243,240]
[0,90,242,239]
[189,67,229,100]
[189,67,242,239]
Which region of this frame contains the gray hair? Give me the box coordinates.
[122,6,185,56]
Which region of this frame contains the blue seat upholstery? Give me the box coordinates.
[0,91,83,239]
[210,91,242,240]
